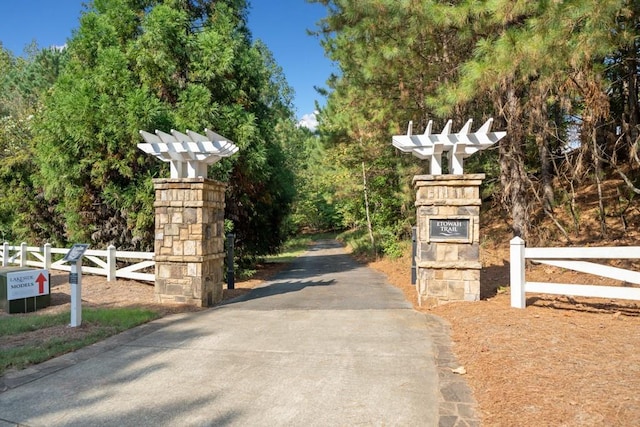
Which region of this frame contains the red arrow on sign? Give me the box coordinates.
[36,273,47,294]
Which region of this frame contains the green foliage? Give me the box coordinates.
[303,0,484,246]
[287,127,343,232]
[337,226,405,259]
[376,226,405,259]
[337,228,373,257]
[0,0,298,261]
[312,0,640,242]
[0,45,68,244]
[0,307,159,374]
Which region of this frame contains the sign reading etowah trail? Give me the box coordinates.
[429,219,470,240]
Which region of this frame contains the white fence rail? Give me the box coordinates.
[0,242,154,282]
[510,237,640,308]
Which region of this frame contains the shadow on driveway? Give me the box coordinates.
[224,279,335,304]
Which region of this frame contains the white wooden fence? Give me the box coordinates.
[510,237,640,308]
[0,242,154,282]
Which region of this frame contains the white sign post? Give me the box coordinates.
[63,244,89,327]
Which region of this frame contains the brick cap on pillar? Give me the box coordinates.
[413,174,485,187]
[417,261,482,269]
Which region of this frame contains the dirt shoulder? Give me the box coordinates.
[0,264,286,357]
[3,246,640,426]
[369,242,640,427]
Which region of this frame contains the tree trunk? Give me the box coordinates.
[592,124,608,239]
[625,39,639,150]
[498,83,529,239]
[362,161,375,249]
[539,133,555,213]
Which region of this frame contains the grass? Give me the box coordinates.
[0,307,160,375]
[235,232,339,280]
[266,232,338,263]
[0,311,71,336]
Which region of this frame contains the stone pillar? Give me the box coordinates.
[153,178,226,307]
[413,174,484,307]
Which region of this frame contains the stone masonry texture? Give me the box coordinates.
[153,178,226,307]
[413,174,484,306]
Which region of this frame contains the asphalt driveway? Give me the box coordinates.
[0,240,477,426]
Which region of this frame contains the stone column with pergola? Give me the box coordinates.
[138,128,238,307]
[392,119,506,306]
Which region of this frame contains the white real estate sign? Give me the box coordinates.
[7,269,49,300]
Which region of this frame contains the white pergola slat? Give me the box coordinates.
[138,128,238,179]
[392,118,506,175]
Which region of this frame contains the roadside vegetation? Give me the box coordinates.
[0,308,159,375]
[2,0,639,265]
[2,1,638,423]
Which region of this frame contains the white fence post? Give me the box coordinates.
[107,245,116,282]
[0,241,154,282]
[510,236,526,308]
[44,243,52,269]
[20,242,27,267]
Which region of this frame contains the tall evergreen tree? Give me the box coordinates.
[33,0,296,256]
[0,44,67,243]
[309,0,481,252]
[313,0,639,242]
[434,0,639,239]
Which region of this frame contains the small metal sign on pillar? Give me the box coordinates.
[138,128,238,307]
[392,119,506,306]
[62,244,89,327]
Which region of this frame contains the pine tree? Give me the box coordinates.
[309,0,482,252]
[433,0,639,239]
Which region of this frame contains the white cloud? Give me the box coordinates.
[297,111,319,132]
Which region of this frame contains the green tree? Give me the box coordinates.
[313,0,639,244]
[33,0,296,258]
[0,44,67,243]
[434,0,639,239]
[309,0,479,254]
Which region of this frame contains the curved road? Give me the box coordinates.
[0,240,477,426]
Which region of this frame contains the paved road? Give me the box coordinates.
[0,240,477,426]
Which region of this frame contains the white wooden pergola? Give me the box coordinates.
[392,118,506,175]
[138,128,238,179]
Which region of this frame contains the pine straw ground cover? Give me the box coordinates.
[3,240,640,425]
[370,240,640,426]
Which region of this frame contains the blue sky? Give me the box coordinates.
[0,0,333,127]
